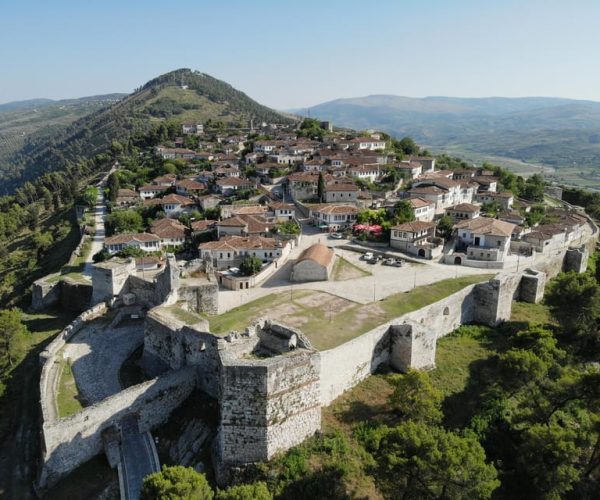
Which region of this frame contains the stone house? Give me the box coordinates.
[454,217,516,263]
[390,221,441,259]
[397,161,423,179]
[411,178,474,212]
[409,197,435,222]
[152,174,178,187]
[215,177,254,195]
[473,176,498,193]
[409,156,436,172]
[324,183,359,203]
[104,233,161,254]
[348,165,379,183]
[349,137,387,150]
[290,244,335,282]
[191,219,217,237]
[156,194,196,217]
[268,202,295,221]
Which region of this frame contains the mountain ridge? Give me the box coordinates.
[302,95,600,175]
[0,68,294,192]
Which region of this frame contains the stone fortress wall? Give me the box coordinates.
[36,218,597,488]
[39,367,196,488]
[38,255,218,488]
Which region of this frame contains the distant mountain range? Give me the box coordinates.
[301,95,600,175]
[0,69,294,192]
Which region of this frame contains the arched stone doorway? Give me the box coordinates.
[418,248,426,257]
[454,256,462,265]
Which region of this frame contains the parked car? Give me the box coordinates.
[366,256,379,264]
[362,252,374,261]
[383,257,404,267]
[329,232,343,239]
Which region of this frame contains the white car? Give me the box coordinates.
[362,252,374,260]
[329,232,343,239]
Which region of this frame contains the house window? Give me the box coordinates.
[497,240,502,246]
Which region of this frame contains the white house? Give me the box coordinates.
[139,185,166,200]
[409,197,436,222]
[350,137,387,150]
[150,218,187,248]
[348,165,379,183]
[454,217,516,263]
[269,202,295,221]
[176,179,206,196]
[104,233,161,254]
[390,221,441,259]
[199,235,282,270]
[310,204,358,231]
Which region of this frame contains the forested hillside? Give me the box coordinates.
[0,68,294,192]
[0,94,125,192]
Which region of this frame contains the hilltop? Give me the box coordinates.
[303,95,600,186]
[0,69,294,192]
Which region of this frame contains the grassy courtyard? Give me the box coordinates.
[209,274,493,350]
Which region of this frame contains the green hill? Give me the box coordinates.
[0,68,293,192]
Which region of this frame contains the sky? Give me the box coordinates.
[1,0,600,109]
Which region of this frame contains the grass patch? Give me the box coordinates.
[57,359,84,418]
[331,256,371,281]
[209,274,493,350]
[510,300,554,326]
[165,305,206,326]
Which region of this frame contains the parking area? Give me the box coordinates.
[217,230,493,313]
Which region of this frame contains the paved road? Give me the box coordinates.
[119,416,160,500]
[83,164,117,279]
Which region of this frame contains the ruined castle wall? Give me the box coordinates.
[472,273,521,326]
[60,279,93,312]
[520,270,547,304]
[126,275,156,305]
[39,303,108,424]
[40,367,196,488]
[218,350,321,466]
[178,282,219,314]
[319,284,477,405]
[31,278,61,311]
[142,312,221,397]
[264,352,321,458]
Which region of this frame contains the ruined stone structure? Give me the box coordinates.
[37,221,598,489]
[31,277,93,313]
